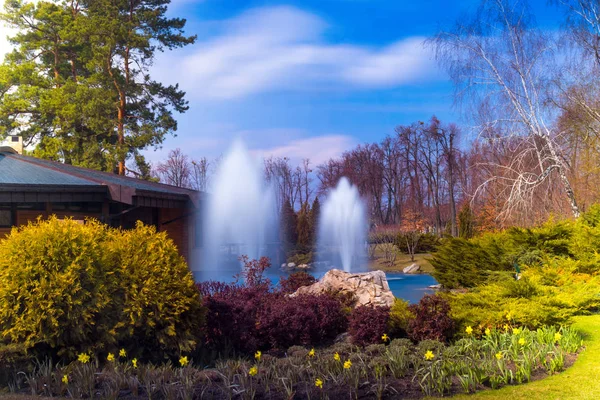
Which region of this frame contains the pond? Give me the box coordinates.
[193,268,438,304]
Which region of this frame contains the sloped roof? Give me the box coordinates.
[0,152,200,207]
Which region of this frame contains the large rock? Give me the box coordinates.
[403,263,421,274]
[291,269,395,308]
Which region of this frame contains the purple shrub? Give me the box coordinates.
[256,294,348,349]
[407,294,455,342]
[278,271,317,294]
[348,306,391,346]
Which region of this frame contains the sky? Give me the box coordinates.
[0,0,566,166]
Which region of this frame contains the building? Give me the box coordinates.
[0,137,202,264]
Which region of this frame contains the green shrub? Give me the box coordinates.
[0,217,204,361]
[447,260,600,333]
[108,222,205,360]
[430,237,507,289]
[0,218,117,358]
[388,299,414,337]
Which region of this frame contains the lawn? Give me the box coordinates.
[368,251,435,273]
[446,314,600,400]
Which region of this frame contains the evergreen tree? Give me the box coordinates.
[280,200,298,251]
[296,203,311,252]
[0,0,194,174]
[310,197,321,248]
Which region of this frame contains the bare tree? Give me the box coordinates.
[431,0,580,218]
[156,148,191,188]
[190,157,210,192]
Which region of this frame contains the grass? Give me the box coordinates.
[447,314,600,400]
[368,251,434,273]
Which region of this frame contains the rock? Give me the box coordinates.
[403,263,421,274]
[334,332,351,343]
[287,262,296,269]
[281,263,287,269]
[291,269,395,308]
[428,284,442,290]
[298,264,309,269]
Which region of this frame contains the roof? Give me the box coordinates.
[0,152,200,208]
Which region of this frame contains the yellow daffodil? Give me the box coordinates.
[424,350,435,361]
[315,378,323,388]
[249,366,258,376]
[132,358,138,368]
[119,348,126,358]
[179,356,189,367]
[485,328,491,336]
[554,332,562,343]
[107,353,115,362]
[465,326,473,335]
[343,360,352,369]
[512,327,521,335]
[506,312,513,320]
[255,350,261,361]
[62,375,69,384]
[381,333,390,342]
[77,353,90,364]
[334,352,341,361]
[503,324,510,332]
[495,352,503,360]
[308,348,315,357]
[518,338,526,346]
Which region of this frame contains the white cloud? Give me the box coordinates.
[252,135,356,165]
[154,6,438,99]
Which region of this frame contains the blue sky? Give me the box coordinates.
[0,0,565,166]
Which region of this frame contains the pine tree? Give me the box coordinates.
[0,0,195,174]
[296,203,311,252]
[458,203,475,239]
[280,200,298,251]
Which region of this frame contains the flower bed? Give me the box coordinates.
[7,325,582,399]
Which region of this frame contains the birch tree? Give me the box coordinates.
[431,0,581,218]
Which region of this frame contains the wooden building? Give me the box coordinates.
[0,140,202,263]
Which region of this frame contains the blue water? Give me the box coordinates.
[193,268,437,304]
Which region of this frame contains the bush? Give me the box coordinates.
[348,306,390,346]
[388,299,415,337]
[430,237,507,289]
[407,295,454,342]
[108,222,205,360]
[0,218,117,358]
[279,271,317,294]
[201,283,273,354]
[0,217,204,361]
[257,294,348,349]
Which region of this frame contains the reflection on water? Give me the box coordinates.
[193,269,438,304]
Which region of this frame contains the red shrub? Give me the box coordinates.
[407,294,455,342]
[279,271,317,294]
[256,294,347,349]
[348,306,390,346]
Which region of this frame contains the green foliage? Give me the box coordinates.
[447,261,600,332]
[0,217,203,361]
[0,0,194,171]
[296,204,311,251]
[388,299,414,337]
[458,203,475,239]
[431,237,506,289]
[108,222,205,360]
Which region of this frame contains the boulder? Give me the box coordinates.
[291,269,395,308]
[287,262,296,269]
[297,263,310,269]
[403,263,421,274]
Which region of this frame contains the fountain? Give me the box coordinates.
[317,177,367,272]
[198,140,279,278]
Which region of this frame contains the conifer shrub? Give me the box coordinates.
[348,306,390,346]
[388,299,415,337]
[108,222,205,360]
[0,218,117,358]
[0,217,204,361]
